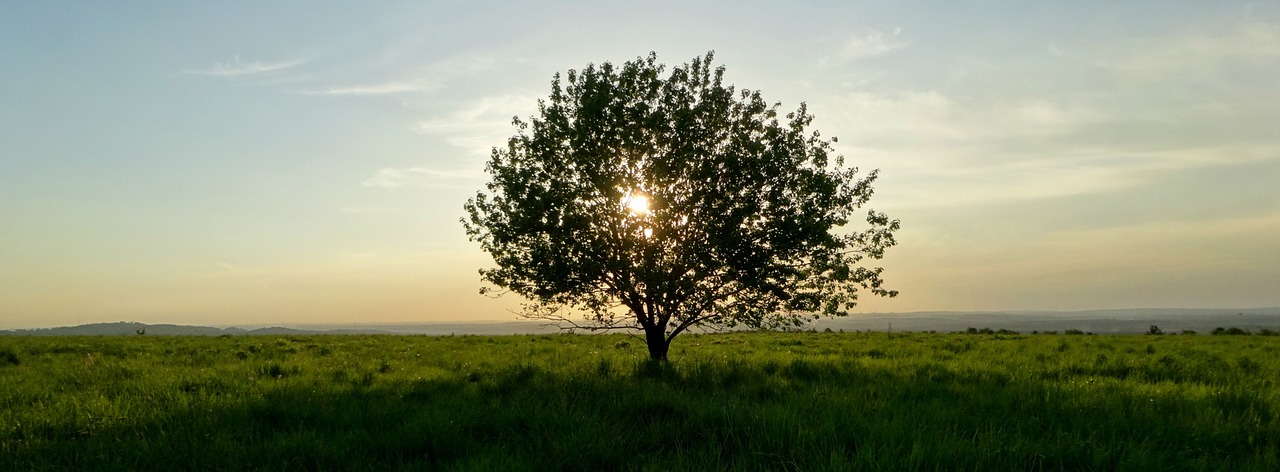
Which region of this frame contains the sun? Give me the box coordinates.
[625,193,651,216]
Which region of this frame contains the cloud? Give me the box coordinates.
[336,206,398,214]
[335,204,399,213]
[187,56,311,76]
[844,28,907,58]
[824,90,1102,150]
[414,93,540,155]
[821,28,908,66]
[361,167,480,189]
[814,83,1280,210]
[300,81,422,95]
[1081,20,1280,78]
[295,55,507,97]
[894,157,1153,210]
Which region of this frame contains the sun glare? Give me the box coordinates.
[626,193,651,216]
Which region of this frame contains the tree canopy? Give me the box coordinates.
[464,52,899,360]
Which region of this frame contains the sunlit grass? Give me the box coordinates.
[1,332,1277,470]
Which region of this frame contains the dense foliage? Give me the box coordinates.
[464,52,898,360]
[2,332,1278,470]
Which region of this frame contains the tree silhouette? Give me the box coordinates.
[464,52,898,360]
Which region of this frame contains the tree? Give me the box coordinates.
[463,52,899,361]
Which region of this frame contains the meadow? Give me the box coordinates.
[1,330,1277,471]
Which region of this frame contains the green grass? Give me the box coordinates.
[1,332,1277,471]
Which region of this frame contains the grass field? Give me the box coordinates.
[1,331,1277,471]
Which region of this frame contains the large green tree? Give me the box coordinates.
[464,52,899,361]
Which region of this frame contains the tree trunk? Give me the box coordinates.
[643,326,670,361]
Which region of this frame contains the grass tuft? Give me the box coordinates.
[0,348,18,366]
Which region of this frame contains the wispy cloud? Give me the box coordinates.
[361,167,480,189]
[295,55,506,97]
[825,90,1102,150]
[301,81,423,96]
[186,55,312,76]
[821,28,908,66]
[336,206,398,214]
[414,93,540,155]
[1084,20,1280,78]
[877,155,1140,209]
[815,81,1279,210]
[844,28,907,58]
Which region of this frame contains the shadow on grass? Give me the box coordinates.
[5,358,1277,471]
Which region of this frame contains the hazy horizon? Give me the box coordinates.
[5,306,1280,332]
[6,306,1280,334]
[3,2,1278,329]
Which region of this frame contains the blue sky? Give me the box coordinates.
[2,2,1278,328]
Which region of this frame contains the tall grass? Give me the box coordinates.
[1,332,1277,470]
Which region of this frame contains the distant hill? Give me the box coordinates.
[0,321,560,337]
[3,308,1279,336]
[0,321,387,337]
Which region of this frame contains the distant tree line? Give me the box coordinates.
[946,326,1280,336]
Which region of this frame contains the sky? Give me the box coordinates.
[2,2,1278,329]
